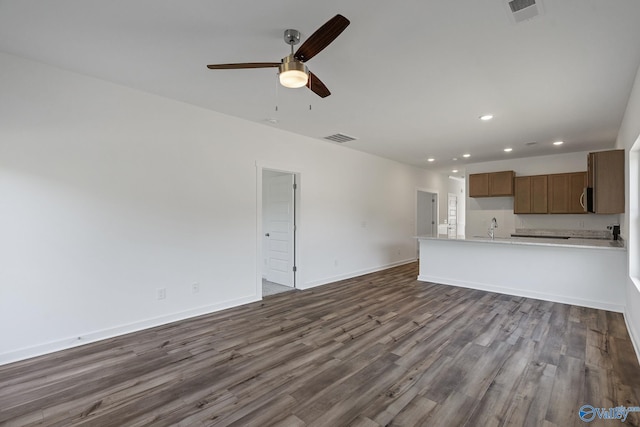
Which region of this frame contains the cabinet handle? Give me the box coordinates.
[579,191,585,209]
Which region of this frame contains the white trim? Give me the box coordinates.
[256,160,303,297]
[626,277,640,366]
[0,295,259,366]
[301,258,416,289]
[629,144,639,280]
[417,275,625,313]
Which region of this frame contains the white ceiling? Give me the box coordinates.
[2,1,640,173]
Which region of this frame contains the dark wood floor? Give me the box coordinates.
[1,262,639,426]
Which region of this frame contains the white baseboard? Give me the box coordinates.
[0,294,259,366]
[623,312,640,366]
[301,258,417,290]
[417,274,625,313]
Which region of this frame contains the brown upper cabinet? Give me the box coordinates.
[469,173,489,197]
[469,171,514,197]
[587,149,625,214]
[548,172,587,214]
[515,171,596,215]
[514,175,548,214]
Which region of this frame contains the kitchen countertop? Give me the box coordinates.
[417,234,626,250]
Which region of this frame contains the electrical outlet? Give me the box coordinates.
[192,282,200,294]
[157,288,166,300]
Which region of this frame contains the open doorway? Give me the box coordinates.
[448,175,466,237]
[447,193,458,238]
[416,190,438,256]
[261,169,298,297]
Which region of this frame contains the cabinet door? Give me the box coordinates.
[489,171,514,196]
[568,172,587,214]
[591,150,625,214]
[548,172,586,214]
[530,175,548,213]
[548,174,570,213]
[469,173,489,197]
[514,177,531,214]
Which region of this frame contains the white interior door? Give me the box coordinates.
[264,172,295,287]
[447,193,457,238]
[417,191,437,237]
[416,191,437,256]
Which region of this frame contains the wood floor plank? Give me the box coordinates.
[464,339,536,426]
[502,361,557,427]
[545,355,586,426]
[1,262,639,426]
[385,394,437,426]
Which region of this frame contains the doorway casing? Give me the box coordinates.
[256,161,301,298]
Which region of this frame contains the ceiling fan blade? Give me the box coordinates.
[294,14,350,62]
[307,71,331,98]
[207,62,280,70]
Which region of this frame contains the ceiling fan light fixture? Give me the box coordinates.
[279,55,308,88]
[280,70,308,88]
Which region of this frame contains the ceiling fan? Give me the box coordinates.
[207,14,350,98]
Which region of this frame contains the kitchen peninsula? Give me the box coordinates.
[417,233,626,312]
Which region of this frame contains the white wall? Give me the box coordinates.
[0,53,447,364]
[465,153,620,238]
[616,61,640,362]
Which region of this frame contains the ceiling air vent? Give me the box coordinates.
[507,0,542,23]
[324,133,357,143]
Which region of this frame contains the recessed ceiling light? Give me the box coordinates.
[553,141,564,145]
[452,157,458,161]
[463,153,471,158]
[452,169,459,173]
[265,118,279,124]
[427,158,435,162]
[480,114,494,121]
[504,148,513,152]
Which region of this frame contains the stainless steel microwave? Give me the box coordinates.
[582,187,594,213]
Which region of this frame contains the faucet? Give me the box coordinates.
[488,217,498,240]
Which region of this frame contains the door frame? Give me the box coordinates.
[256,161,301,298]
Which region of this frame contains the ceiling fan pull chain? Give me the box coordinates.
[275,73,279,112]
